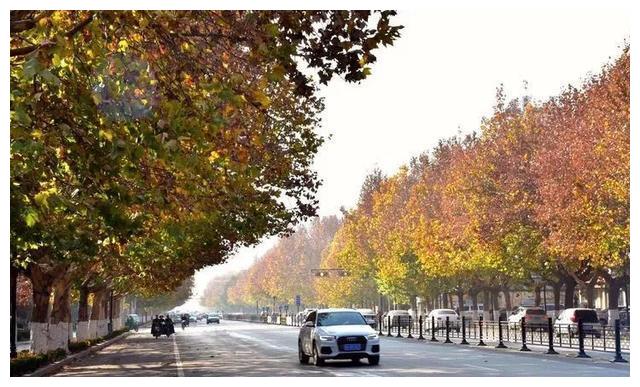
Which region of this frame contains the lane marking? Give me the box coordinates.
[228,331,295,351]
[172,334,185,377]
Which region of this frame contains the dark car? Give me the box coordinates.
[206,313,221,324]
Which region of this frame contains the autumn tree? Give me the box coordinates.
[10,10,402,353]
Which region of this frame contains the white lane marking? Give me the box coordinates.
[465,364,500,372]
[228,331,293,351]
[172,334,185,377]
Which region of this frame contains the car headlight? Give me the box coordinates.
[319,335,336,341]
[367,333,378,340]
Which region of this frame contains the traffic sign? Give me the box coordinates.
[295,295,301,306]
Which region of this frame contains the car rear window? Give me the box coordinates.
[574,310,599,322]
[526,309,546,315]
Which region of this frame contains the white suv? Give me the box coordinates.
[298,308,380,366]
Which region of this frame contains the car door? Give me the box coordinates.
[301,311,317,354]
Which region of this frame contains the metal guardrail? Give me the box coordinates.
[224,312,629,362]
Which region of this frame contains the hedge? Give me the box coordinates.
[10,349,66,377]
[10,327,130,377]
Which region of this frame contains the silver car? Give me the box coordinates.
[298,308,380,366]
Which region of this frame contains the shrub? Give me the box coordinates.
[68,341,90,353]
[10,348,67,377]
[10,329,130,376]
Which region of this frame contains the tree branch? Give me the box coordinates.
[10,13,95,58]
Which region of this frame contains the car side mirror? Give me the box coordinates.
[304,321,315,327]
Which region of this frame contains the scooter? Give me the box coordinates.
[151,322,163,339]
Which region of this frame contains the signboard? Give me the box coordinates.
[295,295,301,306]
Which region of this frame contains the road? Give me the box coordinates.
[54,320,629,377]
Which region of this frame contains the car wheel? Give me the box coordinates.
[368,355,380,366]
[312,342,324,366]
[298,340,310,364]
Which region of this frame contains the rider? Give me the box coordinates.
[181,313,189,328]
[165,315,175,336]
[151,315,161,336]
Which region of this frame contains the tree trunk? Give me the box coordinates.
[585,282,595,309]
[77,286,90,341]
[534,285,541,307]
[50,274,72,352]
[607,282,620,326]
[456,290,464,314]
[491,289,500,321]
[564,277,576,308]
[28,265,55,354]
[502,287,512,311]
[552,282,562,318]
[482,289,491,321]
[470,290,479,320]
[10,265,18,358]
[89,290,105,339]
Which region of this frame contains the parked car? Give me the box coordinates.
[298,308,380,366]
[357,309,378,329]
[553,308,602,338]
[544,304,565,318]
[206,313,221,324]
[383,310,411,328]
[508,307,548,328]
[427,309,461,331]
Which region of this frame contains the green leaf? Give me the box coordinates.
[22,55,43,79]
[40,70,61,86]
[24,209,39,227]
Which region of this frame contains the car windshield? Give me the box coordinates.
[526,309,545,315]
[575,310,599,323]
[317,312,367,326]
[439,310,456,315]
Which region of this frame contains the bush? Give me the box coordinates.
[68,341,90,353]
[10,348,66,377]
[10,329,130,376]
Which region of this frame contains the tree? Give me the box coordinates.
[10,10,402,352]
[533,46,629,320]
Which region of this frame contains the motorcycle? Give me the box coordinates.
[181,320,188,330]
[164,319,175,337]
[151,320,163,339]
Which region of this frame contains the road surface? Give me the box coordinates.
[54,319,630,377]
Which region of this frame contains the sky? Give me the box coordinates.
[182,7,630,308]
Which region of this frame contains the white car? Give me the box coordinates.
[298,308,380,366]
[427,309,461,331]
[554,308,602,338]
[357,309,378,328]
[507,307,548,328]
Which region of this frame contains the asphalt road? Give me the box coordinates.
[54,319,630,377]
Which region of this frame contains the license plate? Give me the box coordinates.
[343,343,362,351]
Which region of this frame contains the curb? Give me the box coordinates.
[26,331,133,377]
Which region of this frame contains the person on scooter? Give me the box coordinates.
[164,315,175,336]
[181,314,189,329]
[151,315,162,338]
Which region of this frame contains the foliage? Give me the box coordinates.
[10,348,66,376]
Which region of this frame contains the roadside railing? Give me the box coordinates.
[222,312,629,362]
